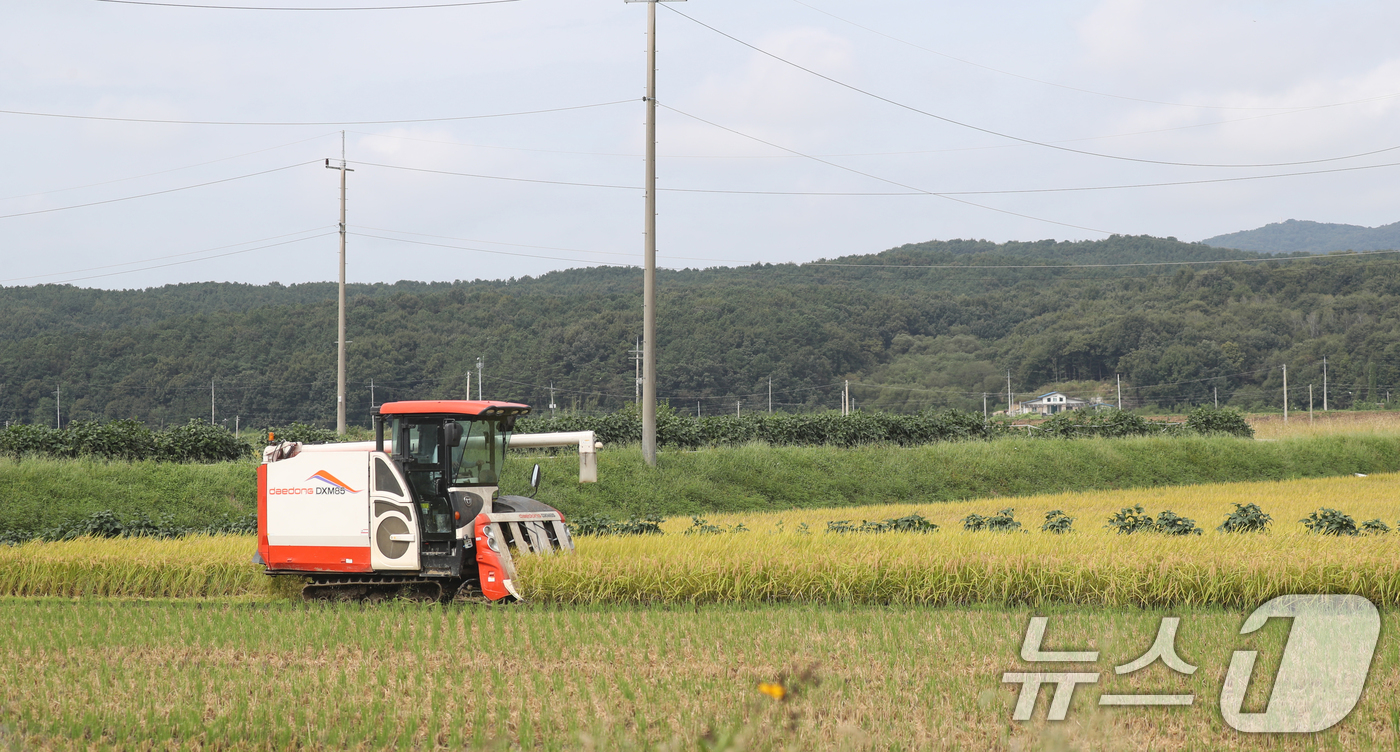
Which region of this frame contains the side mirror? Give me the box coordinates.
[530,463,542,492]
[502,414,519,432]
[444,421,463,447]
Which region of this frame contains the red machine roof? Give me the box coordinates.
[377,400,530,417]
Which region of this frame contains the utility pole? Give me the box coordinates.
[983,392,988,419]
[628,0,683,467]
[370,378,375,414]
[211,377,215,425]
[1007,370,1013,417]
[476,356,483,400]
[768,377,772,413]
[1116,374,1122,410]
[630,337,643,405]
[1309,384,1314,423]
[1282,364,1288,423]
[325,133,353,435]
[736,399,741,417]
[1214,385,1218,409]
[1323,356,1328,411]
[549,383,557,419]
[54,386,60,428]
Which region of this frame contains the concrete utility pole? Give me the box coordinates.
[1309,384,1314,423]
[1007,370,1013,416]
[54,386,60,428]
[549,383,557,419]
[325,133,353,435]
[1323,356,1328,411]
[768,377,772,413]
[983,392,988,419]
[1282,364,1288,423]
[211,378,215,425]
[1214,385,1218,408]
[1116,374,1122,410]
[476,357,483,400]
[630,337,643,405]
[628,0,684,467]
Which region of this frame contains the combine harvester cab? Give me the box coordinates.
[256,399,591,603]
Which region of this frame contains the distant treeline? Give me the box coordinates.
[514,406,1253,448]
[0,407,1252,462]
[1,234,1394,426]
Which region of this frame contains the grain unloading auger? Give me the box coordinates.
[254,399,597,603]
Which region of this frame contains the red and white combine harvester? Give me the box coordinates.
[255,399,597,603]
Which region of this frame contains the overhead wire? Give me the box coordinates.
[355,225,755,264]
[0,161,319,220]
[30,232,337,285]
[786,0,1400,113]
[348,231,640,268]
[0,99,632,127]
[656,103,1114,235]
[0,132,338,203]
[805,248,1400,270]
[664,5,1400,170]
[95,0,517,9]
[0,227,334,284]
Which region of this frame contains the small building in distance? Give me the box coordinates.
[1020,391,1088,415]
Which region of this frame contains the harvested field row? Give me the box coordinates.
[1,598,1395,750]
[3,474,1397,606]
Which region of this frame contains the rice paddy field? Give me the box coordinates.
[4,473,1398,607]
[3,598,1398,750]
[4,458,1399,748]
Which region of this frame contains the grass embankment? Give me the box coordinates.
[520,433,1400,517]
[0,457,256,539]
[3,434,1395,539]
[6,474,1400,606]
[0,599,1393,750]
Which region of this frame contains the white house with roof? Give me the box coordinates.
[1020,391,1089,415]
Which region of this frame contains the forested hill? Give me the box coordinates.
[1204,219,1400,253]
[0,234,1395,429]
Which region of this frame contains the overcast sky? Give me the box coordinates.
[2,0,1397,289]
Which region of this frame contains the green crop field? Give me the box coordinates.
[2,598,1397,751]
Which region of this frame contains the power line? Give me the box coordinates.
[0,161,318,220]
[0,99,632,127]
[786,0,1400,114]
[95,0,517,9]
[351,136,1400,205]
[808,248,1400,270]
[657,104,1113,235]
[0,227,333,284]
[30,233,337,285]
[0,133,337,203]
[664,6,1400,170]
[356,225,755,264]
[348,231,640,268]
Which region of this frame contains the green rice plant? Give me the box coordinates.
[1300,508,1360,536]
[1217,503,1272,533]
[7,600,1399,750]
[1361,519,1391,535]
[1040,509,1074,534]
